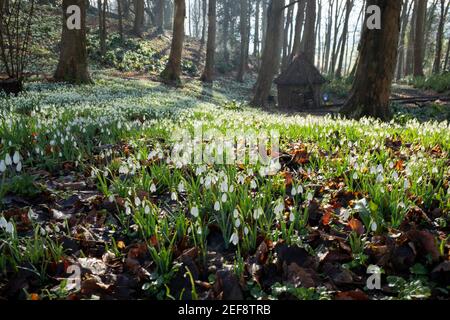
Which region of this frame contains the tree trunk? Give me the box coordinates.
[261,0,268,51]
[405,0,416,76]
[200,0,216,82]
[222,0,230,64]
[156,0,165,34]
[160,0,185,83]
[290,0,306,60]
[254,0,260,57]
[200,0,207,45]
[237,0,249,82]
[444,35,450,71]
[322,0,333,73]
[250,0,284,108]
[118,0,124,41]
[335,0,353,78]
[396,0,411,80]
[340,0,402,121]
[282,0,294,69]
[413,0,426,77]
[300,0,316,63]
[98,0,107,56]
[432,0,449,74]
[133,0,144,36]
[54,0,92,84]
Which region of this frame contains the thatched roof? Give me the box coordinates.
[274,54,326,86]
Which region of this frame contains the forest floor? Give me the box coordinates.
[0,73,449,300]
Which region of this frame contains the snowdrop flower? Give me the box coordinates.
[376,174,384,183]
[5,154,12,166]
[0,217,7,229]
[230,232,239,246]
[244,226,249,236]
[371,221,377,232]
[108,195,115,202]
[144,205,150,214]
[12,151,20,164]
[191,206,199,218]
[171,191,177,201]
[376,164,383,174]
[16,161,22,172]
[289,212,295,222]
[214,201,220,211]
[306,192,314,201]
[370,166,377,175]
[405,167,412,176]
[119,165,129,174]
[432,167,438,174]
[221,193,227,203]
[403,178,410,190]
[392,171,399,181]
[253,207,263,220]
[220,181,228,192]
[274,201,284,216]
[291,188,297,196]
[229,184,234,193]
[134,197,141,207]
[297,185,303,194]
[388,162,394,169]
[150,183,157,193]
[178,181,185,193]
[250,179,257,189]
[352,172,358,180]
[235,219,241,228]
[0,160,6,173]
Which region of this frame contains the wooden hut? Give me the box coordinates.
[274,54,326,109]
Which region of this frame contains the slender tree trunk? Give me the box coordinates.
[156,0,165,34]
[54,0,92,84]
[250,0,284,108]
[444,36,450,71]
[200,0,207,45]
[160,0,185,83]
[261,0,268,51]
[290,0,306,60]
[122,0,130,19]
[396,0,411,80]
[432,0,449,74]
[254,0,260,57]
[223,0,230,64]
[133,0,144,36]
[340,0,402,121]
[335,0,353,78]
[282,0,294,69]
[200,0,216,82]
[300,0,316,62]
[405,0,417,76]
[118,0,124,41]
[98,0,107,56]
[237,0,248,82]
[316,0,321,67]
[413,0,426,77]
[330,0,344,74]
[322,0,333,74]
